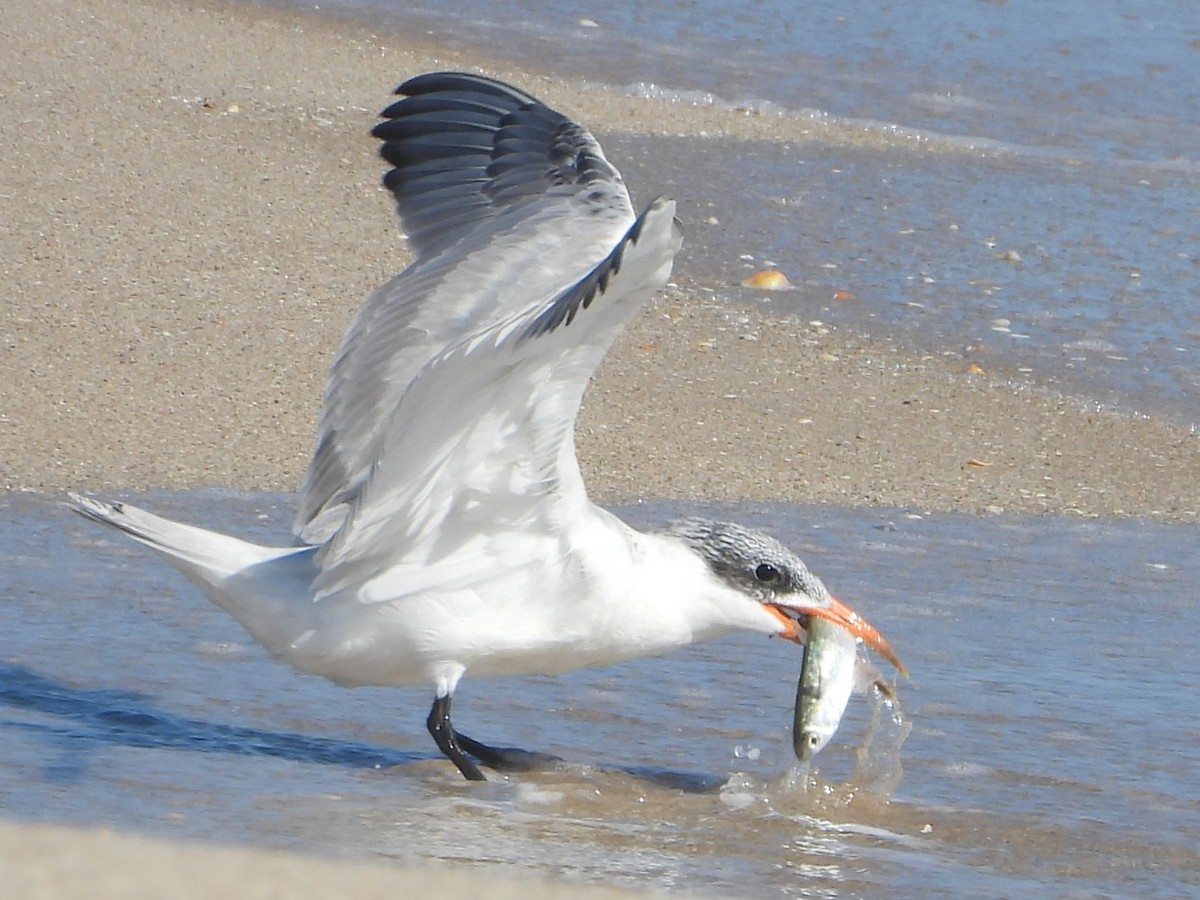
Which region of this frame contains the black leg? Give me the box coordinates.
[426,694,485,781]
[425,694,564,780]
[454,731,563,772]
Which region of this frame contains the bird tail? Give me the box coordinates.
[68,493,290,584]
[68,493,319,656]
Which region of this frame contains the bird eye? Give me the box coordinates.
[754,563,779,583]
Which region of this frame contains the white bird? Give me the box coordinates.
[70,72,904,781]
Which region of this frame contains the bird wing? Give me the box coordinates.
[291,72,683,602]
[294,72,641,544]
[315,194,681,601]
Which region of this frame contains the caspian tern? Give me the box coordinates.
[69,72,904,781]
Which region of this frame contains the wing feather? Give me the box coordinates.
[294,72,638,543]
[313,197,683,600]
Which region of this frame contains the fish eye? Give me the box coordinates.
[754,563,780,583]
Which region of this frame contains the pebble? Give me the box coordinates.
[741,269,790,290]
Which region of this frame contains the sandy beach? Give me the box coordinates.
[0,818,651,899]
[4,0,1198,520]
[2,0,1199,892]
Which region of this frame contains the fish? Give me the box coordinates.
[794,617,900,762]
[793,616,861,762]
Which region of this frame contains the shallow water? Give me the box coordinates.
[4,491,1199,896]
[601,129,1200,419]
[270,0,1200,424]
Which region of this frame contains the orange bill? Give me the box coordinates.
[768,594,908,678]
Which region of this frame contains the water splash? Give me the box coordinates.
[851,682,913,796]
[774,680,911,809]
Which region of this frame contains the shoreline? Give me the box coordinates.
[0,818,650,900]
[2,0,1197,519]
[4,0,1198,521]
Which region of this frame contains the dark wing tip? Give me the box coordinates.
[392,71,541,106]
[372,71,625,256]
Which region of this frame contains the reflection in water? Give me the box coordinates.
[0,661,422,780]
[3,491,1200,896]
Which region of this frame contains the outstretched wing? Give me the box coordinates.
[294,72,640,543]
[313,195,681,601]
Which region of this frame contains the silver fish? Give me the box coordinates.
[793,616,860,761]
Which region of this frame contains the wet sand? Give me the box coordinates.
[0,818,649,900]
[2,0,1198,892]
[4,0,1199,520]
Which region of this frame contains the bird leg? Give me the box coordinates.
[426,694,485,781]
[426,695,563,780]
[453,731,563,773]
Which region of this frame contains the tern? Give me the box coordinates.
[70,72,904,781]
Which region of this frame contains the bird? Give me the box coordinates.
[69,71,905,781]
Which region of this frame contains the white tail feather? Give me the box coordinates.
[67,494,320,659]
[68,493,290,583]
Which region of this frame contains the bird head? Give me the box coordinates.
[662,517,906,676]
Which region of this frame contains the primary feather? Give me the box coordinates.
[294,72,673,549]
